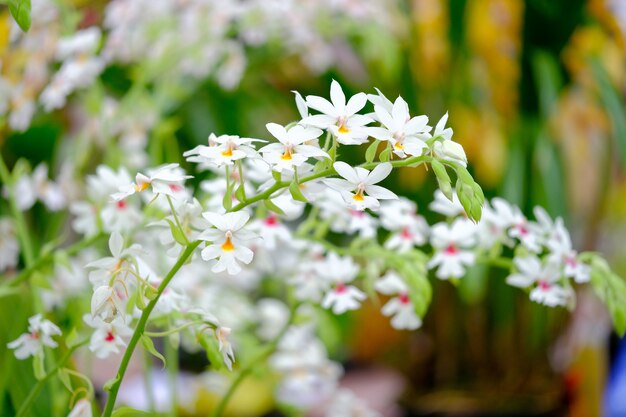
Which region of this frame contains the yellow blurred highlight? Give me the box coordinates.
[191,376,274,417]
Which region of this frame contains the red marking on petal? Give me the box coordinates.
[335,283,347,294]
[169,184,183,192]
[398,293,410,304]
[445,244,458,255]
[264,214,278,226]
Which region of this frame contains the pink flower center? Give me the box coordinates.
[398,293,410,304]
[445,244,458,255]
[264,215,278,227]
[565,256,577,268]
[169,184,182,193]
[116,200,127,210]
[335,283,347,294]
[538,280,551,291]
[401,227,412,240]
[517,224,528,236]
[30,331,39,340]
[350,210,365,218]
[105,331,115,342]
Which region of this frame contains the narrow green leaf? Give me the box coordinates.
[111,406,152,417]
[289,180,308,203]
[222,186,232,211]
[263,199,285,215]
[58,368,73,392]
[430,159,453,201]
[379,147,391,162]
[234,184,245,202]
[66,328,80,348]
[103,375,120,392]
[365,140,379,164]
[141,335,166,368]
[8,0,31,32]
[165,219,187,246]
[198,333,223,371]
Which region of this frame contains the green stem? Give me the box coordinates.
[211,303,298,417]
[142,348,156,412]
[236,161,247,201]
[476,256,513,269]
[101,241,201,417]
[16,339,89,417]
[230,155,430,213]
[166,195,189,244]
[165,338,178,417]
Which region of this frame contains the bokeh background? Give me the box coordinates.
[2,0,626,415]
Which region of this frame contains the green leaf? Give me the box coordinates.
[328,142,337,162]
[399,262,431,317]
[8,0,31,32]
[103,375,120,392]
[58,368,73,392]
[364,140,380,164]
[453,166,484,222]
[430,159,453,201]
[0,285,20,299]
[289,180,308,203]
[271,170,282,182]
[111,406,152,417]
[140,335,166,368]
[234,184,246,202]
[379,146,391,162]
[198,333,223,371]
[583,252,626,336]
[65,328,80,348]
[263,199,285,215]
[165,219,187,246]
[222,186,233,211]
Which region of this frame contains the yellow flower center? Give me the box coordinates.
[221,142,235,157]
[135,182,150,192]
[353,183,366,201]
[221,232,235,252]
[338,124,350,134]
[281,149,293,161]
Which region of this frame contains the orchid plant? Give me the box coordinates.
[1,79,625,417]
[1,2,626,417]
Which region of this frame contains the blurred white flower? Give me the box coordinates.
[0,218,20,271]
[507,256,573,307]
[320,253,366,314]
[113,164,191,201]
[84,314,133,359]
[428,219,477,279]
[375,271,422,330]
[8,314,62,359]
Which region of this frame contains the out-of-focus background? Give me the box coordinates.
[2,0,626,415]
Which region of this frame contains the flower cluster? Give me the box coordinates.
[2,80,622,417]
